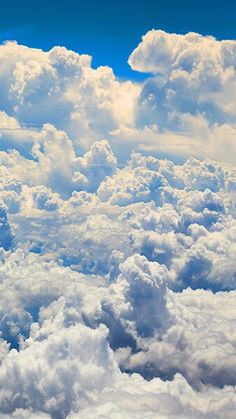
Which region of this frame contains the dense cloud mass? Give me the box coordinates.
[0,29,235,418]
[128,30,236,163]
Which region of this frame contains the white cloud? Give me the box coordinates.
[129,30,236,76]
[118,287,236,389]
[0,32,235,417]
[110,121,236,165]
[0,42,139,152]
[0,248,235,417]
[127,30,236,163]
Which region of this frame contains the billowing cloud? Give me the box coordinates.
[0,248,235,417]
[128,29,236,125]
[0,31,235,418]
[127,30,236,163]
[0,41,140,151]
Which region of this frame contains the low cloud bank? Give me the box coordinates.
[0,30,235,418]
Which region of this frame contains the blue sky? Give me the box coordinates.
[0,1,236,416]
[1,0,235,79]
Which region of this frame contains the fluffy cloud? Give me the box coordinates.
[0,41,139,151]
[129,30,236,75]
[0,207,14,250]
[117,286,236,388]
[1,150,232,291]
[127,30,236,162]
[0,130,118,198]
[0,33,235,165]
[0,31,235,418]
[128,29,236,124]
[0,249,235,417]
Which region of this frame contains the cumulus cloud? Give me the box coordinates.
[0,31,235,418]
[129,30,236,75]
[0,41,139,151]
[0,206,14,250]
[128,29,236,123]
[127,30,236,162]
[0,130,118,198]
[0,33,235,164]
[0,248,236,417]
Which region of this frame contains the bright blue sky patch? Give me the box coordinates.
[0,0,235,79]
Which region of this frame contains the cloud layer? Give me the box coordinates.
[0,29,235,418]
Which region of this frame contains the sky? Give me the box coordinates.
[0,2,236,418]
[0,0,236,79]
